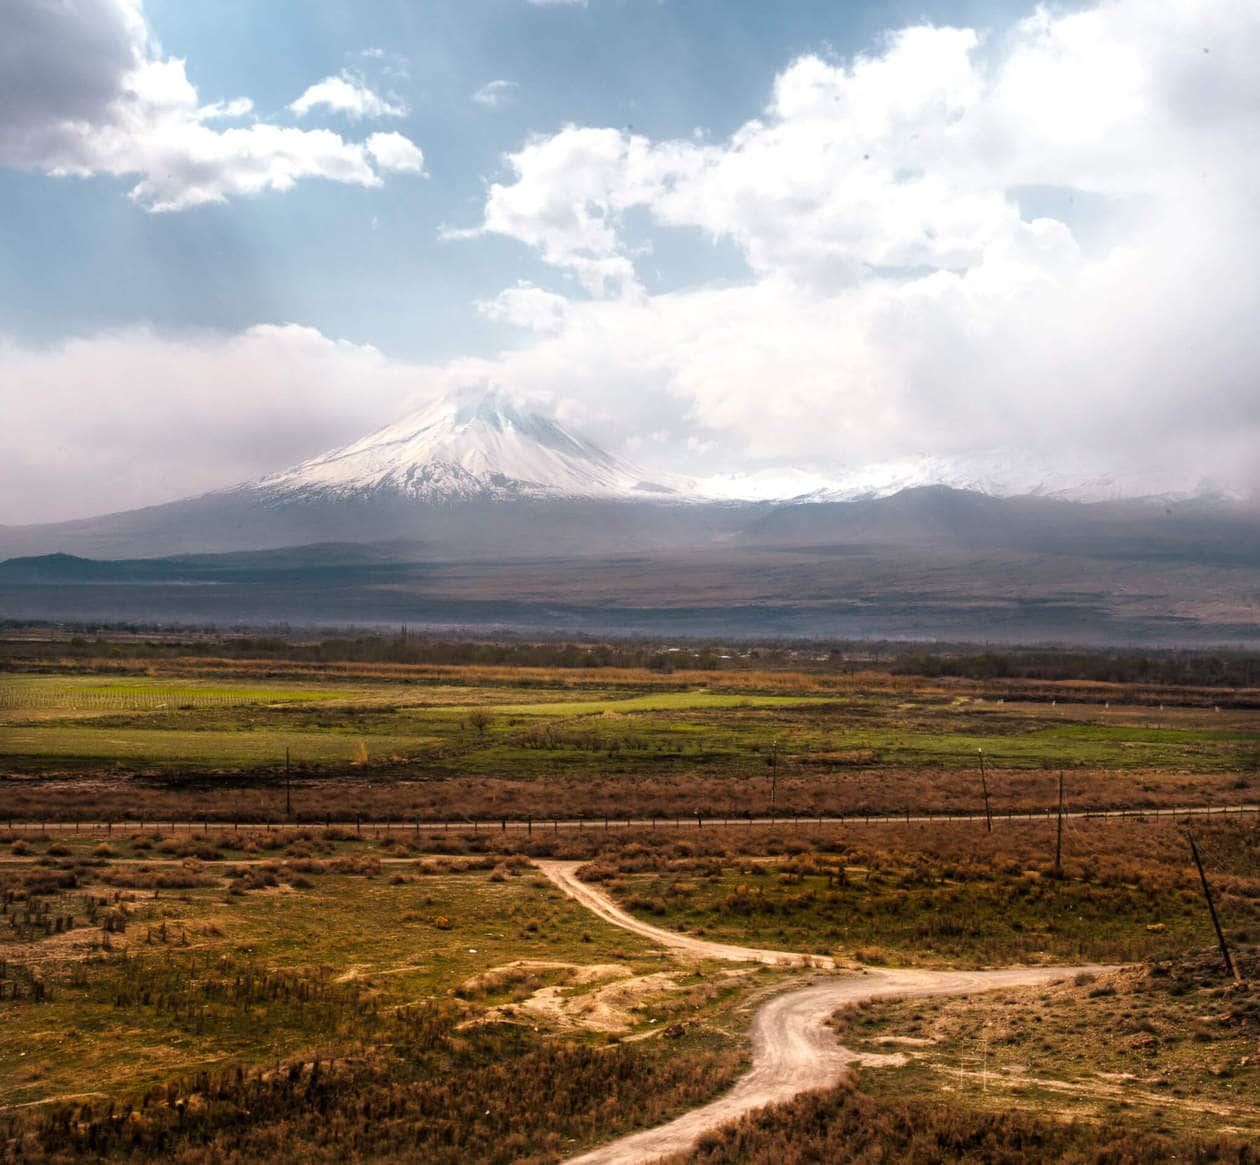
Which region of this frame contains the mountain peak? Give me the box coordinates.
[252,389,680,503]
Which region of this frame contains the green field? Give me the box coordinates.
[3,671,1258,777]
[1,726,439,766]
[0,675,351,710]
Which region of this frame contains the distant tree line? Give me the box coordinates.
[4,620,1260,687]
[890,648,1260,688]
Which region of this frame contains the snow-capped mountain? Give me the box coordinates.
[253,390,681,503]
[699,452,1239,506]
[690,450,1239,503]
[249,389,1229,509]
[0,387,1250,565]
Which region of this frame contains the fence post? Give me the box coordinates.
[1187,830,1241,983]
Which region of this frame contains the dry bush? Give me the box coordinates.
[668,1080,1253,1164]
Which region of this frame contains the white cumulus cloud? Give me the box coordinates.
[472,80,519,109]
[447,0,1260,491]
[290,72,406,120]
[0,0,423,211]
[366,132,425,174]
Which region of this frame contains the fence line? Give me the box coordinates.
[3,802,1258,836]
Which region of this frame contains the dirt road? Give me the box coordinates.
[534,861,835,968]
[539,861,1107,1165]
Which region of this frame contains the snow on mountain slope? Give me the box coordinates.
[254,390,682,502]
[690,452,1238,506]
[247,388,1236,510]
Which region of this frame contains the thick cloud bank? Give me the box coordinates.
[0,0,424,210]
[0,326,426,524]
[461,0,1260,489]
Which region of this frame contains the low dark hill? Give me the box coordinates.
[738,487,1260,565]
[0,489,749,561]
[4,489,1260,645]
[0,543,427,584]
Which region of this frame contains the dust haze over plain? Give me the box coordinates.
[0,0,1258,523]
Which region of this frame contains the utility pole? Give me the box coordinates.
[284,747,292,818]
[1186,830,1241,983]
[1054,771,1065,877]
[978,749,992,832]
[769,739,780,819]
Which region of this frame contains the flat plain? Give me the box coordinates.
[0,633,1256,1162]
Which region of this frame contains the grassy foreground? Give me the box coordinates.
[589,816,1260,967]
[834,949,1260,1142]
[2,641,1259,1160]
[0,831,764,1163]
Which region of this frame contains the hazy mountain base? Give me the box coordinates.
[5,485,1260,564]
[3,544,1260,645]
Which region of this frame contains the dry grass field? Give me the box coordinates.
[0,635,1257,1161]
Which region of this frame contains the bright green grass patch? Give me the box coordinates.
[1034,722,1260,744]
[443,691,844,717]
[833,726,1260,770]
[1,727,438,766]
[0,674,350,714]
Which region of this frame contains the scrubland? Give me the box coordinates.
[1,634,1257,1160]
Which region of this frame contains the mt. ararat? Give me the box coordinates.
[251,389,1228,509]
[255,392,681,504]
[0,389,1249,564]
[4,389,1260,644]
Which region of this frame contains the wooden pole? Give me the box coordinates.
[1054,771,1065,877]
[284,748,292,818]
[1186,830,1241,983]
[769,739,779,819]
[978,749,992,832]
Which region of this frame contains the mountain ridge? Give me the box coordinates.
[0,389,1253,564]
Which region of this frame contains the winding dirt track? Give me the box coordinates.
[535,861,835,968]
[536,861,1108,1165]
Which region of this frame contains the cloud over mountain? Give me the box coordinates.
[0,325,427,524]
[455,0,1260,486]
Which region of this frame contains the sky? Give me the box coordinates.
[1,0,1258,523]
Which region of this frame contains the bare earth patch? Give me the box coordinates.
[460,960,689,1032]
